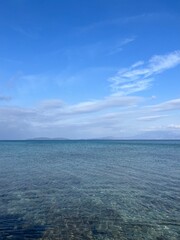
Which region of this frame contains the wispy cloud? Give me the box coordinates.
[108,36,136,55]
[109,50,180,95]
[138,115,167,121]
[67,95,141,114]
[137,115,168,121]
[148,98,180,112]
[0,95,11,101]
[1,96,179,139]
[167,124,180,130]
[38,95,142,116]
[120,37,136,46]
[0,101,134,139]
[1,49,180,139]
[12,26,39,39]
[77,13,165,33]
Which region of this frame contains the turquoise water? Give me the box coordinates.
[0,140,179,239]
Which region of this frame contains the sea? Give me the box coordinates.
[0,140,179,240]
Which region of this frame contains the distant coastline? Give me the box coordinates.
[25,137,180,141]
[0,137,180,141]
[26,137,70,141]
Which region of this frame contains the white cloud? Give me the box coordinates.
[77,13,169,33]
[1,50,180,139]
[131,61,144,68]
[108,37,136,55]
[167,124,180,129]
[120,37,135,46]
[151,95,157,99]
[1,97,179,139]
[67,95,141,114]
[109,50,180,95]
[138,115,168,121]
[148,98,180,112]
[35,95,142,118]
[149,51,180,73]
[0,94,143,139]
[0,107,35,123]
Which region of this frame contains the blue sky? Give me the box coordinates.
[0,0,180,139]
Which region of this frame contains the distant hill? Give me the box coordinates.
[26,137,69,140]
[26,134,180,141]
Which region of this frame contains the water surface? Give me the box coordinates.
[0,140,179,239]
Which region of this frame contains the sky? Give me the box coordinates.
[0,0,180,139]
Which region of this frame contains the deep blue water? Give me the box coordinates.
[0,140,179,239]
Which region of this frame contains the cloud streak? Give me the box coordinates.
[66,95,141,114]
[108,36,136,55]
[167,124,180,130]
[109,50,180,95]
[1,97,180,139]
[0,95,11,101]
[148,98,180,112]
[137,115,168,121]
[1,50,180,139]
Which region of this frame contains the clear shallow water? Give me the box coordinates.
[0,140,179,240]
